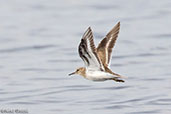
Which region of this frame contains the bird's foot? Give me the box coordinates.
[112,78,125,82]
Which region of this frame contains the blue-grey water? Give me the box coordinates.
[0,0,171,114]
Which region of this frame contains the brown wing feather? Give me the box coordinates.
[97,22,120,66]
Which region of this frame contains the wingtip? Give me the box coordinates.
[117,21,120,27]
[87,26,92,30]
[82,26,92,38]
[85,26,92,32]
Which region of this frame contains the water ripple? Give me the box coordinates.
[150,33,171,39]
[112,52,167,60]
[20,68,62,72]
[0,44,56,53]
[100,86,131,90]
[111,95,160,104]
[129,110,160,114]
[8,101,38,105]
[104,105,131,109]
[148,98,171,105]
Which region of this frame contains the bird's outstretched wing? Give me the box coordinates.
[97,22,120,67]
[78,27,104,71]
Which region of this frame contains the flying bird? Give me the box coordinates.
[69,22,125,82]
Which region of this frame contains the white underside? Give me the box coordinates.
[85,70,118,81]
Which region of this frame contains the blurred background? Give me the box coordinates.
[0,0,171,114]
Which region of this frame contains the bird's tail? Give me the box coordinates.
[104,66,127,79]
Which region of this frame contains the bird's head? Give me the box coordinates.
[68,67,85,76]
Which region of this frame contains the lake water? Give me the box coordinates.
[0,0,171,114]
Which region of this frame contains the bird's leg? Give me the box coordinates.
[112,78,125,82]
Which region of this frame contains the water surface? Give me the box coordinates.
[0,0,171,114]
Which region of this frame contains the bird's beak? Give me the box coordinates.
[68,71,76,76]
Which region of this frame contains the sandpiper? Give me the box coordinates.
[69,22,125,82]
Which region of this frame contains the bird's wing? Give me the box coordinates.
[78,27,104,71]
[97,22,120,67]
